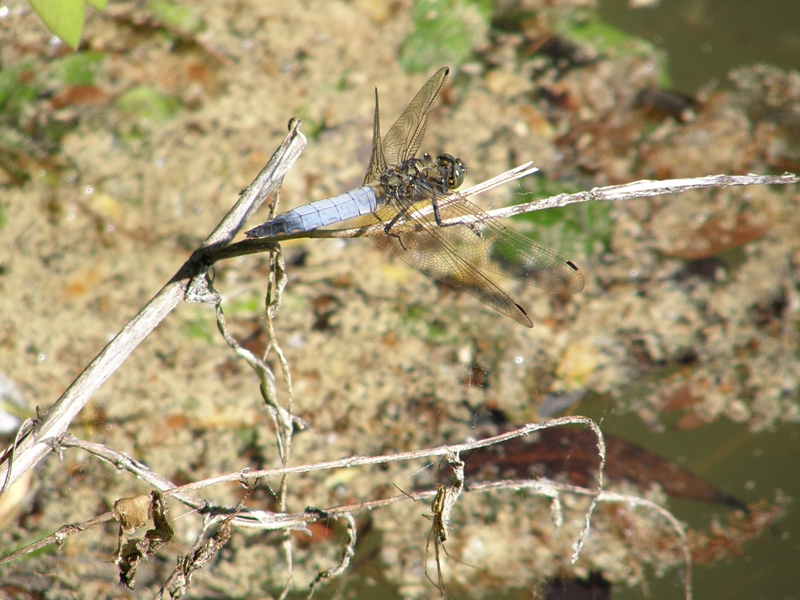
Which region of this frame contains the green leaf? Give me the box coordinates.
[0,63,40,112]
[180,319,213,343]
[116,86,181,121]
[400,0,492,73]
[225,294,262,316]
[50,51,105,86]
[565,16,631,50]
[28,0,85,49]
[146,0,206,34]
[87,0,108,9]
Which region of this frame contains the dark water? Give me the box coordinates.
[596,2,800,599]
[598,0,800,94]
[594,414,800,600]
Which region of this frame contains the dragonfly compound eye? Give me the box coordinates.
[436,154,466,189]
[452,158,466,189]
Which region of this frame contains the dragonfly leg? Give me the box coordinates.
[431,196,485,239]
[383,205,415,251]
[432,196,445,227]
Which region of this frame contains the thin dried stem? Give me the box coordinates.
[308,512,357,596]
[148,417,604,500]
[264,249,297,599]
[21,418,602,532]
[226,170,798,244]
[1,420,693,600]
[465,479,693,600]
[0,511,116,565]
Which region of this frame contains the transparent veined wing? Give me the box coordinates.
[369,184,583,327]
[381,67,450,167]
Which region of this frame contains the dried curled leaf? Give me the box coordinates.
[113,494,153,534]
[117,491,174,589]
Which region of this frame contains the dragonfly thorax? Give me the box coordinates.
[379,154,467,212]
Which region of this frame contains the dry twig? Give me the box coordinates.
[0,121,307,493]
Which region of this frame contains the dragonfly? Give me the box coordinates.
[246,67,584,327]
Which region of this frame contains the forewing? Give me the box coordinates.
[363,88,387,186]
[369,200,535,327]
[382,67,449,167]
[433,192,585,294]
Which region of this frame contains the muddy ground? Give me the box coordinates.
[1,0,799,598]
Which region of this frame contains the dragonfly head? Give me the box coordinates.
[436,154,466,190]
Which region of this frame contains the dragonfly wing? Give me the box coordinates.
[434,193,585,294]
[363,88,387,186]
[382,67,450,167]
[370,202,534,327]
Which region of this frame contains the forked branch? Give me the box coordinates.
[0,121,307,493]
